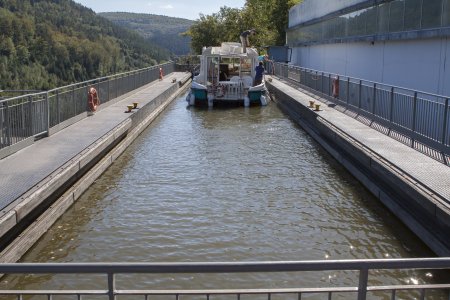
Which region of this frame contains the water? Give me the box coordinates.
[1,94,445,298]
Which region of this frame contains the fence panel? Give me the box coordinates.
[0,62,176,156]
[272,63,450,159]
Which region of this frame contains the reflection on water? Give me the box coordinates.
[2,94,445,298]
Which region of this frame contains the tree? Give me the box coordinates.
[185,0,303,54]
[184,13,223,54]
[271,0,302,45]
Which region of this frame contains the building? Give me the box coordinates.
[287,0,450,96]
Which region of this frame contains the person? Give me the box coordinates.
[240,29,256,53]
[254,61,265,86]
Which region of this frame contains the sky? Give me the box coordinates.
[74,0,246,20]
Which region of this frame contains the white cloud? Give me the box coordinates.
[160,4,173,9]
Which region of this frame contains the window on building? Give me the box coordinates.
[389,0,405,32]
[404,0,422,30]
[377,3,390,34]
[422,0,443,28]
[444,0,450,25]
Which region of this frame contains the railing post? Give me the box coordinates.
[442,98,449,146]
[328,74,331,97]
[412,91,418,147]
[389,87,394,123]
[28,96,33,136]
[108,272,115,300]
[315,71,319,92]
[107,78,110,102]
[56,90,60,125]
[321,72,324,94]
[372,83,376,115]
[358,80,362,109]
[72,86,76,117]
[46,92,50,136]
[5,101,11,146]
[357,268,368,300]
[346,77,350,106]
[116,76,119,98]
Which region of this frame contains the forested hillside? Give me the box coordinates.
[100,12,193,56]
[0,0,170,90]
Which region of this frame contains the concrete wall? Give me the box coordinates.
[291,37,450,96]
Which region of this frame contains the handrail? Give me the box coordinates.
[0,61,174,104]
[0,62,176,158]
[270,62,450,162]
[276,63,448,99]
[0,259,449,300]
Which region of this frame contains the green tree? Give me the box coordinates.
[0,37,15,56]
[185,0,303,54]
[185,13,223,54]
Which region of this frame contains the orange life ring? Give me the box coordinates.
[332,77,339,98]
[88,87,100,112]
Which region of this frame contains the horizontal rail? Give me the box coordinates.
[271,62,450,162]
[0,259,449,300]
[1,258,450,273]
[0,62,176,157]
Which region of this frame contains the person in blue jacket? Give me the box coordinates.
[254,61,265,86]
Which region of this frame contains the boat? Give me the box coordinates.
[186,42,268,107]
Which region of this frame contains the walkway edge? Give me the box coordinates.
[0,79,190,263]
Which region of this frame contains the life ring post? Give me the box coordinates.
[159,67,164,80]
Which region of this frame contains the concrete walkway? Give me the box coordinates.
[0,72,189,212]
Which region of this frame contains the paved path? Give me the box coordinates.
[0,73,188,211]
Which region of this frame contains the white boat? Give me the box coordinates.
[186,42,268,107]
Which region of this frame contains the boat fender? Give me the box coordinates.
[189,93,195,106]
[244,96,250,107]
[260,95,267,106]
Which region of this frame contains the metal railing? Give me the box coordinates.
[0,259,449,300]
[271,62,450,163]
[0,62,175,156]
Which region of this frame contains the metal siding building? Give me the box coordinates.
[287,0,450,96]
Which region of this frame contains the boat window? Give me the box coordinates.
[219,64,229,81]
[206,56,219,84]
[227,57,241,77]
[240,58,252,77]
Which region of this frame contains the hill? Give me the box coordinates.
[0,0,170,90]
[100,12,193,56]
